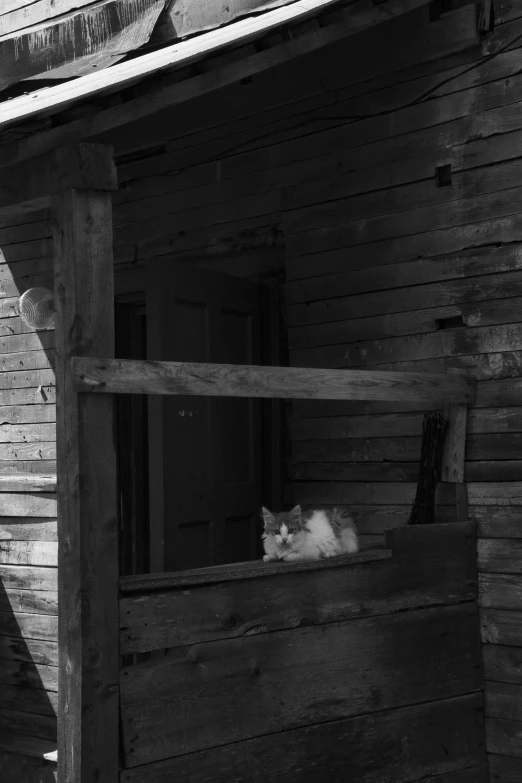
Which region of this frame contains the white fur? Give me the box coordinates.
[263,509,359,562]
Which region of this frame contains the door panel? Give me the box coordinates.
[147,262,263,571]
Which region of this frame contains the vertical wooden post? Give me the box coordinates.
[53,183,118,782]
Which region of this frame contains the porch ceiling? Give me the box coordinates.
[0,0,434,168]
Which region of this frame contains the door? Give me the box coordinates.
[147,262,264,572]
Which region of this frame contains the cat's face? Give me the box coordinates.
[262,505,303,548]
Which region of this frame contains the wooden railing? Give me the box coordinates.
[72,357,475,403]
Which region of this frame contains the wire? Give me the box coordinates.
[121,23,522,181]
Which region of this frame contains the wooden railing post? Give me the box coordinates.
[52,160,118,782]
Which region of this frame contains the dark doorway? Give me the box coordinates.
[115,263,285,576]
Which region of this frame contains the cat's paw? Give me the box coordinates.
[263,554,278,562]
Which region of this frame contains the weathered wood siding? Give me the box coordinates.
[118,523,486,782]
[0,239,57,778]
[0,0,517,776]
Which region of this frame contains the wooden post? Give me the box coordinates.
[52,179,118,782]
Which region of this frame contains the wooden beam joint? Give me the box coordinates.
[0,142,117,216]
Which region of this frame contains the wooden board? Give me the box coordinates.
[52,185,119,783]
[0,750,56,783]
[72,357,475,403]
[0,0,164,93]
[484,642,522,684]
[0,610,57,641]
[486,717,522,759]
[120,693,485,782]
[120,521,477,653]
[2,684,57,716]
[120,603,482,766]
[479,573,522,610]
[0,708,56,741]
[0,564,57,591]
[121,548,390,592]
[0,589,57,615]
[0,540,57,566]
[478,539,522,574]
[481,609,522,646]
[488,753,522,782]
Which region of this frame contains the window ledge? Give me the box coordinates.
[119,546,391,593]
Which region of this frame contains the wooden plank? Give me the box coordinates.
[0,708,56,741]
[293,433,522,463]
[474,506,522,538]
[120,521,477,653]
[121,548,390,593]
[120,696,487,783]
[478,539,522,574]
[291,407,522,440]
[0,423,55,443]
[488,754,522,782]
[287,244,522,303]
[52,184,119,783]
[0,519,57,541]
[286,214,522,290]
[0,441,55,459]
[0,610,58,641]
[0,0,164,93]
[291,460,522,483]
[120,603,482,766]
[0,732,56,761]
[0,659,57,691]
[2,684,57,716]
[289,480,522,507]
[479,573,522,610]
[0,589,57,614]
[290,294,522,350]
[0,404,55,424]
[0,749,56,783]
[72,357,475,403]
[486,681,522,722]
[0,540,57,566]
[0,476,56,492]
[288,271,522,327]
[483,643,522,684]
[0,564,57,591]
[486,717,522,758]
[0,635,58,665]
[0,494,57,517]
[120,694,485,782]
[0,0,437,165]
[0,386,56,407]
[481,609,522,646]
[0,143,116,216]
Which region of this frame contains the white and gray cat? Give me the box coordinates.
[261,504,359,562]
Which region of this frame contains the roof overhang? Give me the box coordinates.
[0,0,434,167]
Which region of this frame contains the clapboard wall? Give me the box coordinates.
[0,238,57,780]
[1,0,522,778]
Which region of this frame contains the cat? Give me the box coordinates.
[261,504,359,562]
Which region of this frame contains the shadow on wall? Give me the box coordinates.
[0,236,58,778]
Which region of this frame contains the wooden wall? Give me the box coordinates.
[0,235,57,779]
[1,0,522,778]
[117,523,486,782]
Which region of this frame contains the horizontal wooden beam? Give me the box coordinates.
[120,548,391,593]
[72,357,476,403]
[0,143,117,215]
[0,0,434,168]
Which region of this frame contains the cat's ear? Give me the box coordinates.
[261,507,275,527]
[289,504,302,520]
